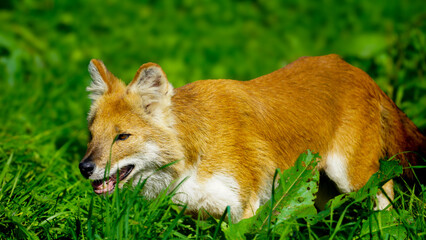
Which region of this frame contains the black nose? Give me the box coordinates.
[79,161,95,178]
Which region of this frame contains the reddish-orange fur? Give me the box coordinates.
[81,54,425,221]
[172,55,424,186]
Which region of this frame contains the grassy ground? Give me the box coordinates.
[0,0,425,239]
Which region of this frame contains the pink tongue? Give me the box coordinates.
[93,177,116,194]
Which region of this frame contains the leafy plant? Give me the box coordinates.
[223,151,320,239]
[222,153,425,239]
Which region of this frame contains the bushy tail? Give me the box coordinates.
[380,99,426,185]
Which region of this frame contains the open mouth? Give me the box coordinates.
[91,165,135,194]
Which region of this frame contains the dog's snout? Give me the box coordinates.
[79,160,95,178]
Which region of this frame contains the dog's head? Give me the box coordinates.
[79,60,183,196]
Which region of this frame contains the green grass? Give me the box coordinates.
[0,0,425,239]
[1,151,424,239]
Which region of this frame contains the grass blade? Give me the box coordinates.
[0,152,13,187]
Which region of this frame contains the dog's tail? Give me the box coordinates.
[380,95,426,185]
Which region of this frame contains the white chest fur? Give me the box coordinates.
[172,168,243,221]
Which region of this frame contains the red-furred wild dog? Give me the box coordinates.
[79,54,425,222]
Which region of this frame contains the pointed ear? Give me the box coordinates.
[87,59,111,101]
[127,63,174,117]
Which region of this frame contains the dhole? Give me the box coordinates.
[79,54,425,222]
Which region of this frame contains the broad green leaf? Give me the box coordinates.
[328,160,402,210]
[308,160,403,225]
[352,160,403,203]
[223,151,320,239]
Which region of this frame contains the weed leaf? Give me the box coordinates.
[352,160,403,203]
[321,160,403,213]
[223,151,320,239]
[308,160,404,228]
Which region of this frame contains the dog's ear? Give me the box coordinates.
[127,63,174,119]
[128,63,172,96]
[87,59,117,101]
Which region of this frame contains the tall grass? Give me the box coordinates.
[1,150,424,239]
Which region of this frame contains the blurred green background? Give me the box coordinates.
[0,0,425,164]
[0,0,425,238]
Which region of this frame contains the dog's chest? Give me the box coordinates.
[172,169,243,219]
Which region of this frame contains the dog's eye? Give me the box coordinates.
[116,133,131,141]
